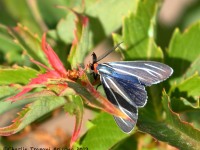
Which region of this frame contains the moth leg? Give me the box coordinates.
[96,83,102,90]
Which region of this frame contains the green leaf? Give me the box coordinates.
[9,24,48,66]
[0,86,35,114]
[170,97,200,113]
[138,91,200,150]
[0,95,65,136]
[111,136,137,150]
[64,95,84,147]
[112,33,123,45]
[57,12,76,44]
[183,111,200,130]
[0,67,38,85]
[0,100,35,115]
[170,73,200,98]
[1,0,43,34]
[0,24,22,64]
[184,56,200,78]
[78,113,132,150]
[122,0,163,60]
[0,86,17,100]
[85,0,136,44]
[36,0,69,28]
[68,14,90,68]
[64,95,83,115]
[162,92,200,149]
[167,22,200,78]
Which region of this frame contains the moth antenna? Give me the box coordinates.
[96,42,123,62]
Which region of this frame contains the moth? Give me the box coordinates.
[90,43,173,133]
